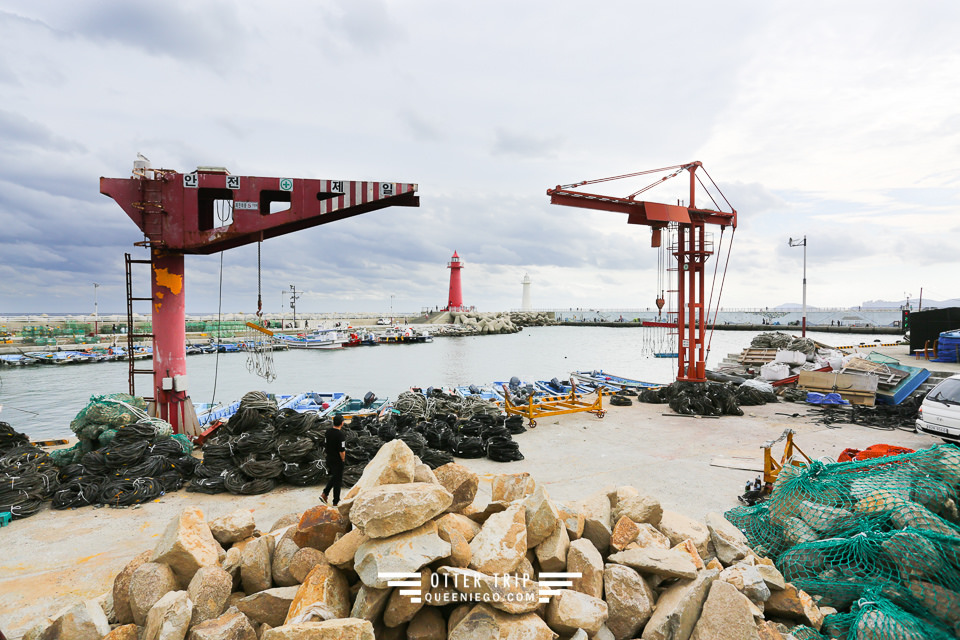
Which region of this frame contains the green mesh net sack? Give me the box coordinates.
[726,444,960,639]
[49,442,82,466]
[826,591,958,640]
[69,393,149,434]
[789,626,826,640]
[726,445,960,557]
[777,528,960,617]
[170,433,194,455]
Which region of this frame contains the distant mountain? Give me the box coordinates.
[861,298,960,310]
[768,299,960,310]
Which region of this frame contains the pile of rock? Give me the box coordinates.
[510,312,557,327]
[24,439,829,640]
[448,312,521,335]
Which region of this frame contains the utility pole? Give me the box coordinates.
[390,294,395,322]
[788,236,807,337]
[289,285,301,329]
[93,282,100,335]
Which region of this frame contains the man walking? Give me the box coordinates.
[321,414,346,505]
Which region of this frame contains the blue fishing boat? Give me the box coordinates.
[334,393,391,421]
[24,351,91,364]
[534,377,602,396]
[571,370,662,392]
[0,354,36,366]
[196,399,242,427]
[454,384,501,402]
[275,329,343,350]
[278,391,348,416]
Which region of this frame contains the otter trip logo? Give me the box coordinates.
[380,572,581,605]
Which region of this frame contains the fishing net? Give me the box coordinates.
[751,332,817,356]
[485,435,524,462]
[636,381,750,416]
[825,590,958,640]
[725,444,960,637]
[0,441,60,518]
[0,422,29,450]
[419,448,455,469]
[243,316,277,382]
[281,460,327,486]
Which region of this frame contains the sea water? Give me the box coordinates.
[0,326,895,440]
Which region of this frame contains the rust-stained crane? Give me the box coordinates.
[101,163,419,434]
[547,162,736,382]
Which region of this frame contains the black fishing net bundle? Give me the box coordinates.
[276,409,318,435]
[636,381,762,416]
[735,385,778,406]
[0,441,59,518]
[0,421,29,451]
[806,394,926,433]
[504,415,526,434]
[609,392,633,406]
[282,459,327,486]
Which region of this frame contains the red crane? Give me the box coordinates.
[101,164,419,433]
[547,162,737,382]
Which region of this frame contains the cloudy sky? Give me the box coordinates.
[1,1,958,317]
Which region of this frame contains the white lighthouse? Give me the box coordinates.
[521,273,532,311]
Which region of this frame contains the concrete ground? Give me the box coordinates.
[0,399,942,638]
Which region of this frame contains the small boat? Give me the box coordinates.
[196,399,242,428]
[571,370,662,393]
[131,345,153,359]
[0,354,36,366]
[278,391,348,416]
[23,351,90,365]
[493,379,543,404]
[534,378,594,396]
[215,342,241,353]
[454,384,501,402]
[275,329,343,350]
[378,327,433,344]
[342,331,381,347]
[334,393,391,421]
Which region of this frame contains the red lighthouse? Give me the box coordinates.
[446,251,465,311]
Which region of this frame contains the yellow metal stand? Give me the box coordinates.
[762,429,812,485]
[501,384,605,428]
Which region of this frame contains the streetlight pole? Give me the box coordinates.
[788,236,807,337]
[390,295,395,322]
[289,284,300,329]
[93,282,100,335]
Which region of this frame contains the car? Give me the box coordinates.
[916,374,960,442]
[376,318,390,325]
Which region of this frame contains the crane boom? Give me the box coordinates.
[547,161,736,382]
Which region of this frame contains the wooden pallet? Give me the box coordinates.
[738,348,780,365]
[798,370,877,406]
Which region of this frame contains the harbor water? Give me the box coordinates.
[0,326,896,440]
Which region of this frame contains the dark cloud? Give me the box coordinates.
[318,0,404,56]
[0,110,85,153]
[399,109,443,142]
[54,2,246,64]
[492,128,564,159]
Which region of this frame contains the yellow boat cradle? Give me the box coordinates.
[762,428,813,485]
[501,383,605,428]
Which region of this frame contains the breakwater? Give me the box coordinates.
[559,321,901,335]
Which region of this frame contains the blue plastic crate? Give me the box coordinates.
[0,512,11,527]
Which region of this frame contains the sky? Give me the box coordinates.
[1,1,958,317]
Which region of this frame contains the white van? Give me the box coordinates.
[916,374,960,442]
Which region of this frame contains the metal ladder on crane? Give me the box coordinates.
[125,252,155,403]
